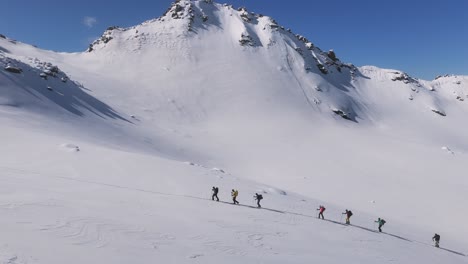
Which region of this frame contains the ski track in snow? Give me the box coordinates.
[1,168,467,259]
[39,217,176,250]
[1,168,467,263]
[0,250,36,264]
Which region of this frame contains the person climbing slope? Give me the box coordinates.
[317,205,326,219]
[231,189,239,205]
[212,186,219,202]
[432,233,441,248]
[342,209,353,224]
[375,218,386,232]
[254,193,263,208]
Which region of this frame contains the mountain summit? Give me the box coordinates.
[2,0,467,125]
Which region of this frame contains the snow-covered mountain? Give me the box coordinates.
[1,1,467,263]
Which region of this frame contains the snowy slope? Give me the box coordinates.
[1,1,467,263]
[1,124,466,264]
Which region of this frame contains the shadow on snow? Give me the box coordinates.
[0,58,131,122]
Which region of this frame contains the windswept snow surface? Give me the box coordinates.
[1,1,467,263]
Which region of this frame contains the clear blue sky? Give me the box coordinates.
[1,0,467,80]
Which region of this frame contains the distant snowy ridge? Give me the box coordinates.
[3,0,466,125]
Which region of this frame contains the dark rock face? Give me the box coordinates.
[317,64,328,74]
[172,4,184,18]
[87,28,118,52]
[40,72,48,79]
[239,33,254,46]
[332,109,351,120]
[432,109,446,116]
[4,65,22,74]
[327,50,337,62]
[391,72,418,84]
[238,7,251,22]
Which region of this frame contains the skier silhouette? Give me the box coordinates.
[375,218,386,232]
[254,193,263,208]
[231,189,239,204]
[317,205,326,219]
[212,186,219,201]
[432,233,440,248]
[342,209,353,224]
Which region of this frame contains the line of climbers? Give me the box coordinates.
[211,187,442,248]
[212,186,263,207]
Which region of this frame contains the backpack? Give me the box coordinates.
[434,234,440,241]
[348,211,353,217]
[381,219,386,225]
[257,194,263,200]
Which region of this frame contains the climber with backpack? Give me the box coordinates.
[342,209,353,224]
[254,193,263,208]
[212,186,219,202]
[375,218,386,232]
[231,189,239,205]
[317,205,326,219]
[432,233,441,248]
